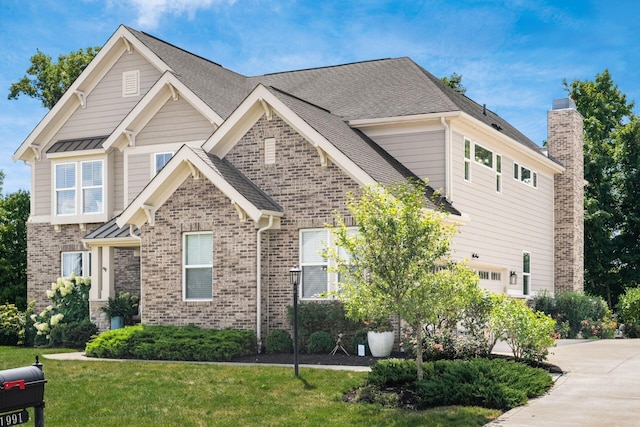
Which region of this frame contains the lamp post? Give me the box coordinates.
[290,266,301,377]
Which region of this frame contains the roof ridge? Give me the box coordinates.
[124,25,247,79]
[255,57,401,77]
[268,86,333,115]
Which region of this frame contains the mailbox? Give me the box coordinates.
[0,365,46,414]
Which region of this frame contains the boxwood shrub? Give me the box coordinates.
[85,325,256,361]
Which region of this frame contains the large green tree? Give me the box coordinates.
[0,190,30,309]
[8,47,100,109]
[564,70,637,305]
[441,72,467,94]
[328,180,479,380]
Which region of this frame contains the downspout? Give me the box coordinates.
[256,215,274,353]
[440,116,452,201]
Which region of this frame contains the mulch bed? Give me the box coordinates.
[230,351,410,367]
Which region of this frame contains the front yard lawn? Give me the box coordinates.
[0,347,499,426]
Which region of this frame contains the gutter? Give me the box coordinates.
[256,215,275,352]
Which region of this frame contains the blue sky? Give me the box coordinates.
[0,0,638,193]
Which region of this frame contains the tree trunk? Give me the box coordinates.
[416,324,424,380]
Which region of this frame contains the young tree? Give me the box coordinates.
[8,47,100,109]
[328,180,479,380]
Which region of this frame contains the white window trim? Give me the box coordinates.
[182,231,213,302]
[523,251,531,295]
[496,153,502,194]
[513,162,538,189]
[473,142,494,169]
[55,162,77,216]
[52,158,106,223]
[464,138,471,182]
[299,228,356,300]
[153,152,174,176]
[61,251,91,278]
[81,160,104,214]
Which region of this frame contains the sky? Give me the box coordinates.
[0,0,639,194]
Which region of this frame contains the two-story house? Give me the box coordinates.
[14,25,583,343]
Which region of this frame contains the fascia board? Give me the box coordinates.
[81,237,140,248]
[349,111,462,128]
[455,113,564,174]
[14,26,171,163]
[203,85,375,186]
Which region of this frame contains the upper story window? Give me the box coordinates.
[474,143,493,168]
[154,152,173,175]
[464,139,471,181]
[523,251,531,295]
[54,160,104,216]
[513,162,538,188]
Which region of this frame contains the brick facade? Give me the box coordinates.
[548,102,585,293]
[139,115,359,339]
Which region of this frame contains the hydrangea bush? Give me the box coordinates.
[31,274,96,347]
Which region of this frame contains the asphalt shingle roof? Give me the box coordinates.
[85,217,140,240]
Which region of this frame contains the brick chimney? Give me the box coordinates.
[547,98,584,293]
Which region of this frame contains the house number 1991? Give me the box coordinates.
[0,410,29,426]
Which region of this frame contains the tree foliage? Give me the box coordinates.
[8,47,100,109]
[0,172,30,309]
[327,180,480,379]
[564,70,638,305]
[440,72,467,94]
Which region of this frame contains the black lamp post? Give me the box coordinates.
[290,266,301,377]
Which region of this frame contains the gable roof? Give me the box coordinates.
[116,144,283,229]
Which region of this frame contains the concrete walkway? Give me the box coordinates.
[489,339,640,426]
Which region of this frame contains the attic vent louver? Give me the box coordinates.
[264,138,275,164]
[122,70,140,97]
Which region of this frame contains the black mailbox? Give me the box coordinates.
[0,365,46,413]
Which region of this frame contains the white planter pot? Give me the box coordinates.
[367,331,394,357]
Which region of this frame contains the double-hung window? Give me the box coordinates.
[82,161,103,213]
[54,160,104,217]
[62,251,91,278]
[183,232,213,301]
[300,230,328,299]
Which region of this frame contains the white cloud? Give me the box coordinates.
[123,0,236,29]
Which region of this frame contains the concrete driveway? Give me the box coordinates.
[489,339,640,426]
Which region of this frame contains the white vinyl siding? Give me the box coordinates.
[370,130,446,190]
[134,97,215,146]
[127,153,150,204]
[449,131,555,295]
[183,232,213,301]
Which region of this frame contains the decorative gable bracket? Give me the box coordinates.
[121,36,133,54]
[75,90,87,109]
[142,204,156,226]
[124,129,137,147]
[184,160,201,180]
[259,98,272,121]
[314,145,328,167]
[232,201,248,223]
[30,145,42,161]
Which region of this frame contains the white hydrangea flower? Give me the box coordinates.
[50,313,64,326]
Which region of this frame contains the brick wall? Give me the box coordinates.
[140,114,360,339]
[27,222,99,311]
[547,102,585,293]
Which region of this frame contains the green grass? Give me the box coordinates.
[0,347,499,426]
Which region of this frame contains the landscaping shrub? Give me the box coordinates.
[31,275,98,346]
[307,331,334,354]
[350,328,369,354]
[0,302,34,346]
[85,325,256,361]
[534,291,611,338]
[359,358,553,411]
[617,287,640,337]
[264,328,293,353]
[490,295,555,363]
[49,320,98,349]
[287,301,363,352]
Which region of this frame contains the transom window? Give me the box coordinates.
[183,232,213,301]
[474,144,493,168]
[61,251,91,278]
[55,160,104,216]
